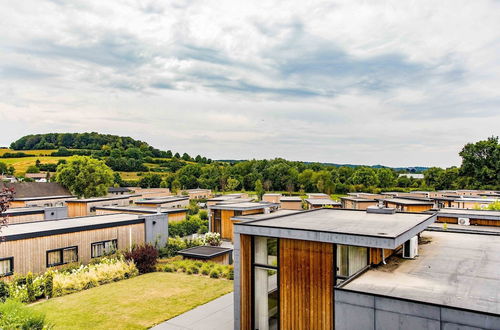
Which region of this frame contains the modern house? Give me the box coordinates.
[232,208,438,329]
[433,208,500,227]
[208,202,277,241]
[177,246,233,265]
[340,196,378,210]
[3,206,68,224]
[306,193,330,199]
[1,182,76,208]
[262,194,281,204]
[107,187,132,196]
[279,196,303,210]
[449,197,499,209]
[24,173,49,182]
[305,198,341,209]
[134,196,189,209]
[0,213,168,276]
[66,195,134,217]
[207,195,245,207]
[382,198,434,212]
[182,189,212,200]
[94,205,188,222]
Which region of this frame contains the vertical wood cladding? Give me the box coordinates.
[240,234,252,330]
[280,239,334,330]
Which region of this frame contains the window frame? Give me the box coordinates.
[91,239,118,258]
[0,257,14,277]
[251,236,280,330]
[46,246,78,267]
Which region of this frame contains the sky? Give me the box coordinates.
[0,0,499,168]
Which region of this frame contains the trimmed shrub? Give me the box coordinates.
[209,270,220,279]
[0,281,9,302]
[44,272,53,299]
[124,244,158,274]
[0,299,49,329]
[26,272,36,303]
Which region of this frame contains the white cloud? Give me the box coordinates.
[0,0,499,167]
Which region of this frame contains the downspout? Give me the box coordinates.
[382,249,387,265]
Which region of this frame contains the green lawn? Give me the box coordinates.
[30,272,233,329]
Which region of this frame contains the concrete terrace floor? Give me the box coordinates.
[152,293,234,330]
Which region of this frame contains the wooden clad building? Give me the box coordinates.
[340,196,378,210]
[1,182,76,208]
[435,208,500,227]
[305,198,341,210]
[262,194,281,204]
[208,202,277,241]
[134,196,189,209]
[66,195,134,217]
[382,198,434,213]
[94,205,188,222]
[182,189,212,200]
[233,209,436,330]
[3,206,68,225]
[279,196,303,210]
[0,213,169,276]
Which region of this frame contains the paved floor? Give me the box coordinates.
[151,293,234,330]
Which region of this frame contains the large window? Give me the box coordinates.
[47,246,78,267]
[91,239,117,258]
[0,257,13,277]
[336,245,368,284]
[253,236,279,330]
[213,209,222,234]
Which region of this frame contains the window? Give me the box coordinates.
[47,246,78,267]
[336,245,368,284]
[0,257,13,277]
[253,236,279,330]
[91,239,117,258]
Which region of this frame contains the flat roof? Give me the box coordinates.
[207,195,241,201]
[209,202,275,211]
[305,198,341,205]
[343,231,500,315]
[177,246,232,259]
[427,222,500,235]
[4,206,45,215]
[235,209,436,249]
[231,209,301,222]
[340,196,377,202]
[280,196,302,202]
[94,206,188,215]
[1,213,144,241]
[67,195,136,203]
[13,195,76,201]
[263,193,281,196]
[136,196,189,204]
[437,208,500,219]
[383,198,434,205]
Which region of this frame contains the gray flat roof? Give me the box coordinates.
[231,209,301,222]
[207,195,241,201]
[4,206,45,215]
[209,202,275,211]
[177,246,232,259]
[1,213,143,241]
[280,196,302,202]
[340,196,377,202]
[383,198,434,205]
[305,198,341,205]
[136,196,189,204]
[94,206,187,214]
[13,195,76,201]
[343,231,500,315]
[235,209,436,249]
[427,222,500,235]
[67,195,136,203]
[437,208,500,219]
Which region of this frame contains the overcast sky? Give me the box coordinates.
[1,0,499,167]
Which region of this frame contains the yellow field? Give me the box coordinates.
[0,156,72,174]
[0,149,57,156]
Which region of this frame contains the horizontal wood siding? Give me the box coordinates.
[280,238,334,330]
[0,223,145,275]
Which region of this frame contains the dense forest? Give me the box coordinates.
[9,133,500,192]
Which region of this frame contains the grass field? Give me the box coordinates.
[0,156,72,174]
[0,149,57,156]
[30,272,233,329]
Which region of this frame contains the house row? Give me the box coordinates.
[232,207,500,329]
[0,213,168,276]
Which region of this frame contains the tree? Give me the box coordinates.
[423,167,444,188]
[171,179,181,194]
[226,177,240,191]
[166,150,173,158]
[377,168,396,188]
[0,162,8,174]
[255,179,265,201]
[139,173,162,188]
[55,156,114,198]
[459,136,499,188]
[1,187,15,235]
[26,165,40,174]
[350,167,379,187]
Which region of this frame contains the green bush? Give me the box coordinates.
[26,272,36,303]
[200,266,210,275]
[188,265,199,274]
[0,281,9,302]
[158,237,204,258]
[209,270,220,279]
[0,299,50,329]
[44,272,53,299]
[163,265,174,273]
[168,216,208,238]
[199,210,208,220]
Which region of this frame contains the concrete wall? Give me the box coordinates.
[44,206,68,220]
[335,289,500,330]
[144,214,169,247]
